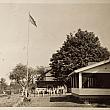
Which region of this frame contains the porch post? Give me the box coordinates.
[79,72,82,89]
[71,76,73,88]
[73,75,74,88]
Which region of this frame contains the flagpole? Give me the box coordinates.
[26,12,37,97]
[26,12,30,97]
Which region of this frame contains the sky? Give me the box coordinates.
[0,3,110,84]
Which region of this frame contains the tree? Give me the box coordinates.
[36,66,45,80]
[9,63,37,97]
[49,29,110,80]
[10,81,21,94]
[0,78,7,93]
[35,66,51,81]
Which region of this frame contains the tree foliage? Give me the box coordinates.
[0,78,7,92]
[36,66,52,81]
[9,63,37,89]
[49,29,110,80]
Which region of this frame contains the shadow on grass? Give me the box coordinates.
[50,95,110,108]
[50,95,82,104]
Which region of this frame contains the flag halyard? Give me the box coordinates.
[29,13,37,27]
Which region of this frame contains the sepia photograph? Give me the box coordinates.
[0,0,110,109]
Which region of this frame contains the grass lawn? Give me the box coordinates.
[0,94,110,107]
[18,94,94,107]
[0,94,21,107]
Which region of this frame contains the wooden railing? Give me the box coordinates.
[71,88,110,95]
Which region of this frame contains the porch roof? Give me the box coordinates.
[67,58,110,78]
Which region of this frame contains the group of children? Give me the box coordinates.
[35,85,67,96]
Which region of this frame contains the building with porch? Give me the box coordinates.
[67,59,110,102]
[36,72,64,88]
[35,68,66,95]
